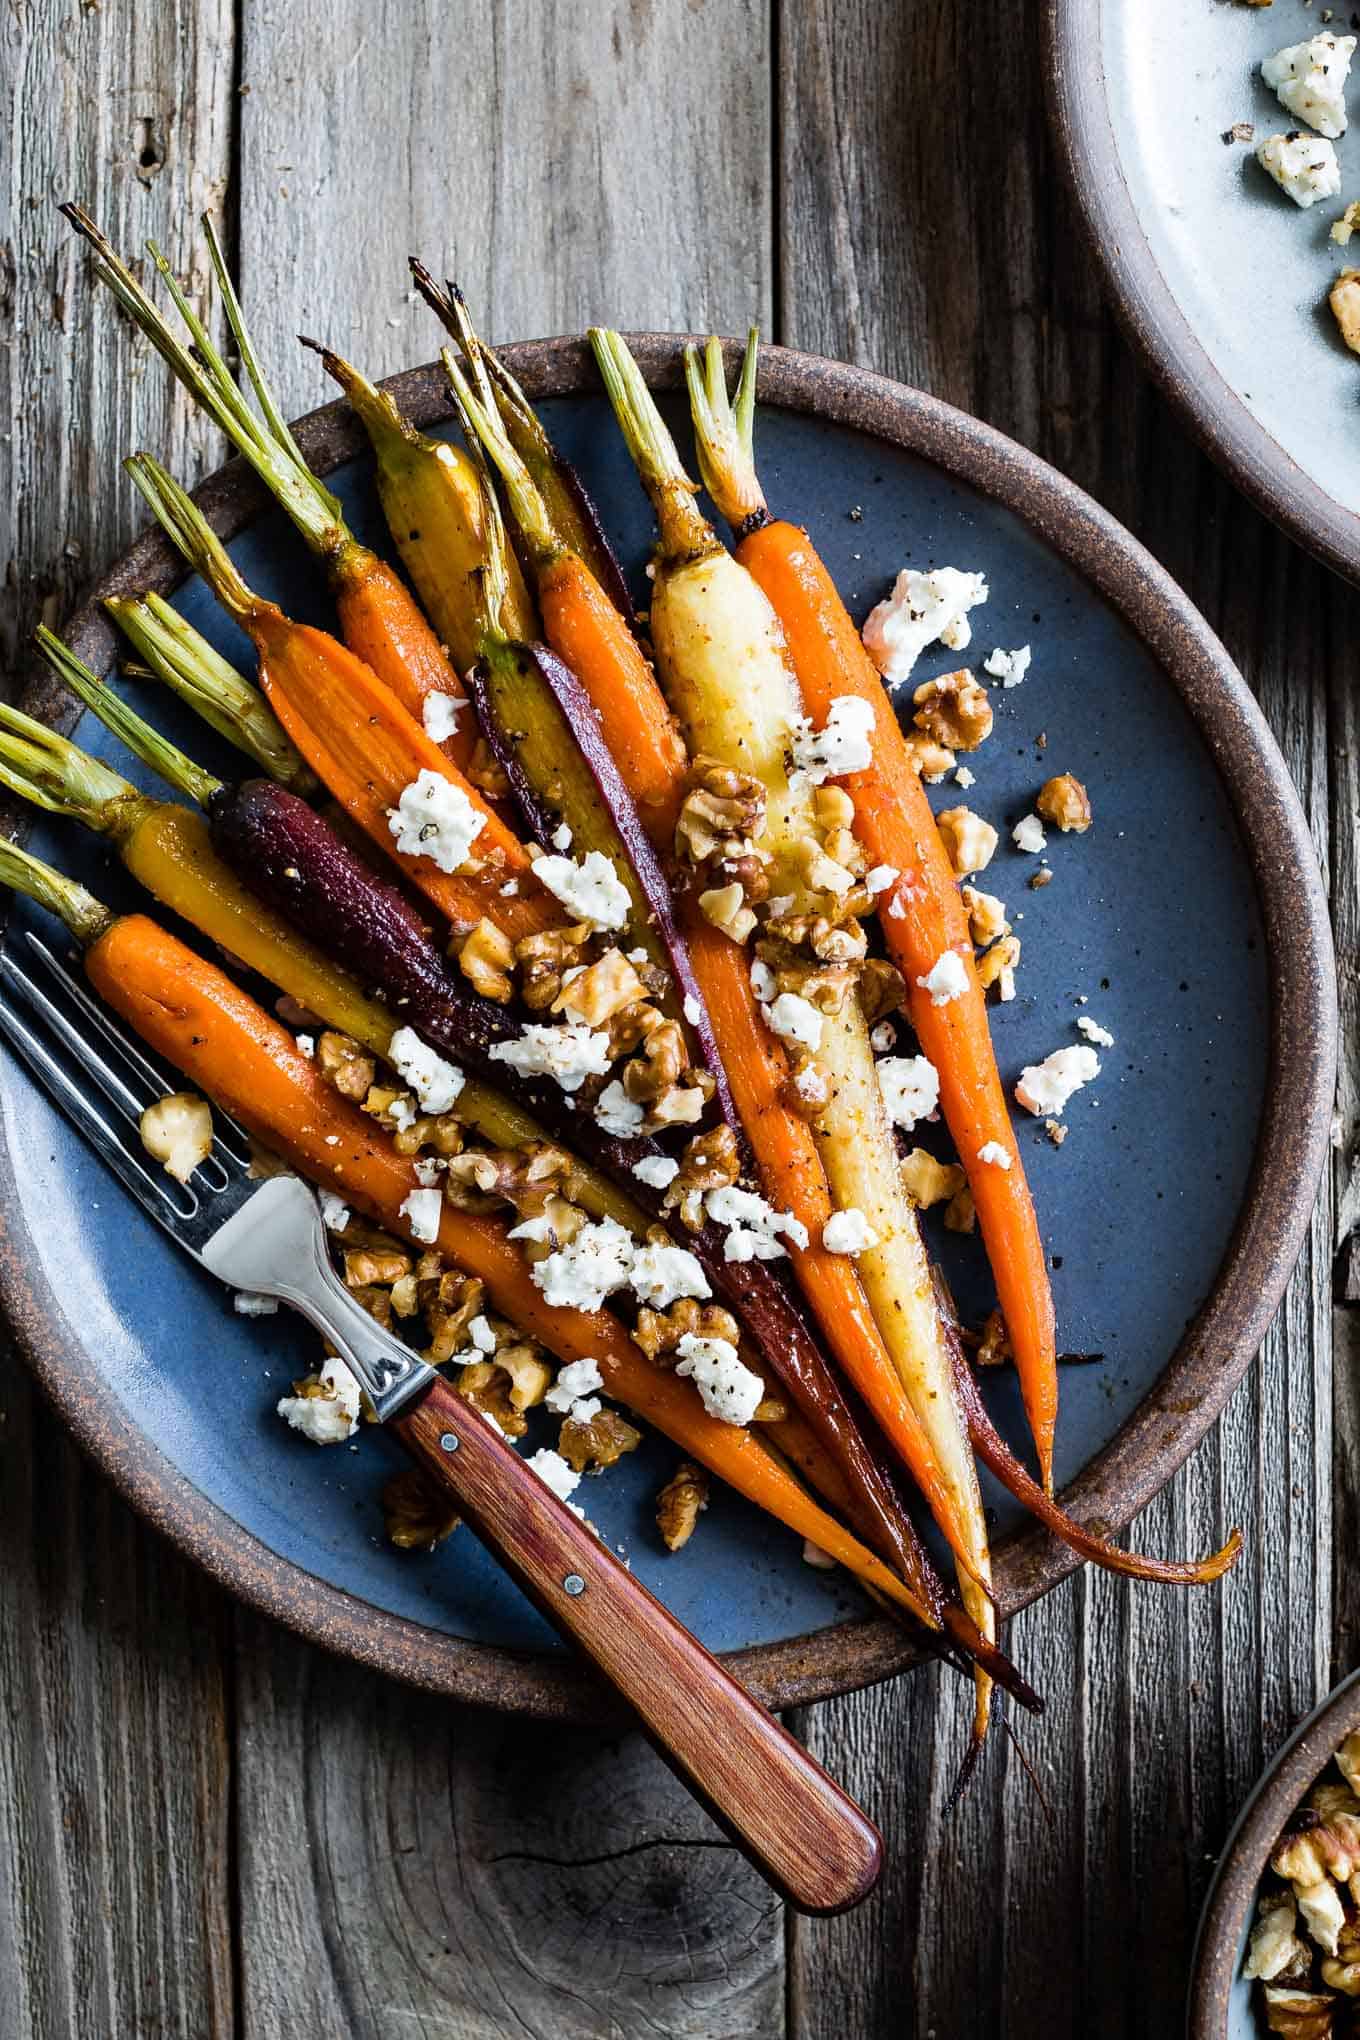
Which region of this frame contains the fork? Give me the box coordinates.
[0,928,883,1915]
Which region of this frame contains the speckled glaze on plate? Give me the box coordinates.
[1046,0,1360,586]
[1189,1671,1360,2038]
[0,338,1336,1718]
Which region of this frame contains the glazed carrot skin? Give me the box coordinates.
[329,548,479,773]
[84,913,934,1626]
[738,521,1059,1489]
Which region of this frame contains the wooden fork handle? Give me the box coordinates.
[392,1373,882,1915]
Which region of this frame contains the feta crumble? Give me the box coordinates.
[526,1447,582,1502]
[953,765,976,789]
[594,1079,645,1137]
[706,1184,809,1260]
[982,644,1032,688]
[750,957,777,1002]
[488,1020,613,1093]
[528,1217,635,1311]
[916,951,969,1006]
[1262,35,1355,139]
[862,567,990,688]
[802,1539,837,1570]
[629,1241,711,1308]
[1077,1016,1115,1048]
[544,1356,605,1413]
[869,1019,896,1053]
[551,821,573,851]
[388,1026,464,1113]
[865,864,899,895]
[1256,131,1342,207]
[762,990,824,1050]
[1012,812,1047,854]
[294,1033,315,1058]
[674,1334,764,1426]
[977,1140,1013,1170]
[319,1190,351,1233]
[234,1290,279,1316]
[421,691,465,743]
[683,993,702,1026]
[400,1185,443,1243]
[822,1207,879,1255]
[632,1153,681,1189]
[387,768,485,872]
[877,1054,940,1131]
[1015,1044,1101,1117]
[789,695,875,785]
[531,848,630,930]
[277,1357,362,1445]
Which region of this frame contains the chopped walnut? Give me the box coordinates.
[662,1124,741,1230]
[457,1358,529,1438]
[859,957,907,1026]
[443,1143,582,1223]
[466,735,511,801]
[558,1406,643,1473]
[553,948,646,1027]
[1036,773,1092,834]
[753,1394,789,1423]
[699,880,757,944]
[633,1297,740,1363]
[490,1338,553,1414]
[961,885,1009,946]
[458,917,516,1001]
[1028,868,1052,891]
[899,1148,966,1210]
[621,1014,687,1105]
[514,922,594,1011]
[763,911,868,967]
[382,1465,461,1550]
[1334,202,1360,247]
[342,1244,412,1289]
[656,1460,709,1551]
[317,1030,378,1101]
[1332,269,1360,355]
[344,1283,394,1330]
[976,933,1020,1001]
[1322,1958,1360,1997]
[1261,1989,1335,2039]
[389,1108,465,1159]
[418,1262,487,1365]
[902,732,956,782]
[935,806,999,878]
[784,1050,830,1119]
[912,667,993,753]
[675,756,769,897]
[975,1308,1013,1369]
[944,1184,976,1234]
[1045,1117,1068,1147]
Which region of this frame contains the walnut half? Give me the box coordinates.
[656,1461,710,1551]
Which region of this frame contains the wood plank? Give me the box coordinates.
[229,5,782,2034]
[778,4,1337,2035]
[0,3,238,2036]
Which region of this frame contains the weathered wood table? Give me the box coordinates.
[2,4,1355,2034]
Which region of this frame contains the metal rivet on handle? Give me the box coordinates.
[439,1432,459,1453]
[563,1573,586,1596]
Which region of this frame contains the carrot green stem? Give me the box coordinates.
[0,833,113,944]
[440,347,559,565]
[0,670,146,837]
[587,329,714,560]
[36,625,224,811]
[437,350,515,648]
[684,329,768,532]
[104,594,314,793]
[61,204,344,554]
[124,454,259,629]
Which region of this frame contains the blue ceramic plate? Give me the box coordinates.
[0,339,1336,1716]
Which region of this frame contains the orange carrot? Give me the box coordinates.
[82,911,937,1628]
[740,520,1058,1489]
[329,547,481,774]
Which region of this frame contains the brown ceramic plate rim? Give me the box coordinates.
[1042,0,1360,588]
[1187,1670,1360,2036]
[0,336,1337,1721]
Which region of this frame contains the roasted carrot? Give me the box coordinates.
[62,204,473,758]
[123,452,555,944]
[685,332,1059,1490]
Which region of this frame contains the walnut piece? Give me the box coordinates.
[899,1148,967,1210]
[935,805,998,878]
[633,1297,740,1363]
[961,885,1009,946]
[553,948,645,1027]
[382,1465,461,1550]
[515,922,593,1010]
[342,1244,412,1289]
[139,1092,213,1184]
[457,1358,529,1438]
[466,735,510,800]
[975,1308,1013,1369]
[859,957,907,1026]
[1261,1989,1335,2039]
[656,1460,709,1550]
[1331,269,1360,355]
[317,1030,377,1101]
[558,1406,643,1473]
[976,932,1020,1001]
[662,1124,741,1230]
[699,881,757,944]
[1036,773,1092,834]
[675,756,769,896]
[944,1184,976,1234]
[912,668,993,752]
[902,732,956,782]
[418,1262,487,1364]
[458,917,516,1001]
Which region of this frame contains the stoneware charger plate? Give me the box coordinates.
[1189,1670,1360,2036]
[0,336,1337,1720]
[1045,0,1360,586]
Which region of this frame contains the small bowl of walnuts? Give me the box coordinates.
[1190,1672,1360,2037]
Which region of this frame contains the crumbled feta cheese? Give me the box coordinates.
[953,765,976,788]
[802,1538,837,1570]
[789,695,875,785]
[683,993,702,1026]
[551,821,574,851]
[977,1141,1013,1170]
[412,1156,443,1187]
[388,1026,465,1113]
[632,1153,680,1189]
[294,1033,315,1058]
[750,958,777,1002]
[870,1019,896,1053]
[1077,1016,1115,1048]
[488,1020,613,1093]
[594,1079,645,1137]
[861,567,990,687]
[277,1357,362,1445]
[568,1397,602,1423]
[468,1314,497,1354]
[865,864,899,895]
[531,848,630,929]
[706,1184,808,1260]
[545,1357,605,1413]
[762,990,824,1049]
[674,1334,764,1425]
[1256,131,1342,207]
[387,768,486,872]
[400,1185,443,1243]
[234,1290,279,1316]
[388,1096,418,1131]
[916,951,969,1006]
[1012,812,1047,854]
[1262,35,1355,139]
[877,1054,940,1130]
[421,691,465,743]
[1015,1044,1101,1117]
[982,644,1032,688]
[822,1207,879,1255]
[526,1447,582,1501]
[629,1242,711,1308]
[319,1190,351,1233]
[529,1217,635,1311]
[500,878,520,897]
